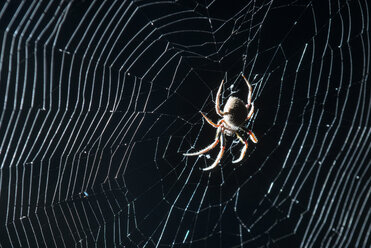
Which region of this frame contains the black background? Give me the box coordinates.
[0,0,369,247]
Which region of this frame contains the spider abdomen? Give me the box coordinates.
[223,96,248,128]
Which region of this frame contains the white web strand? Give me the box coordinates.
[0,0,369,247]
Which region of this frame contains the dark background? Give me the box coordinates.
[0,0,369,247]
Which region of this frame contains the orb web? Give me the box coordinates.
[0,0,369,247]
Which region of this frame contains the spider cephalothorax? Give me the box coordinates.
[184,74,258,171]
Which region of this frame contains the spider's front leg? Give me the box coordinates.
[232,132,248,164]
[240,128,258,144]
[202,131,226,171]
[248,130,258,143]
[183,127,221,157]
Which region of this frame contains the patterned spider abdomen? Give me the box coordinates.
[223,96,248,129]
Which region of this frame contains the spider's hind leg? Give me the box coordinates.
[200,112,219,128]
[241,74,253,105]
[215,79,225,117]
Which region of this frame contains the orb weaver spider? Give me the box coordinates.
[184,74,258,171]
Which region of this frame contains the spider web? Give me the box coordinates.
[0,0,370,247]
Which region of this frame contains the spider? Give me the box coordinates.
[183,74,258,171]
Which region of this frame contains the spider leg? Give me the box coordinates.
[215,79,225,117]
[202,131,226,171]
[200,112,220,128]
[183,127,221,156]
[241,74,252,105]
[246,102,254,120]
[232,132,248,164]
[248,130,258,143]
